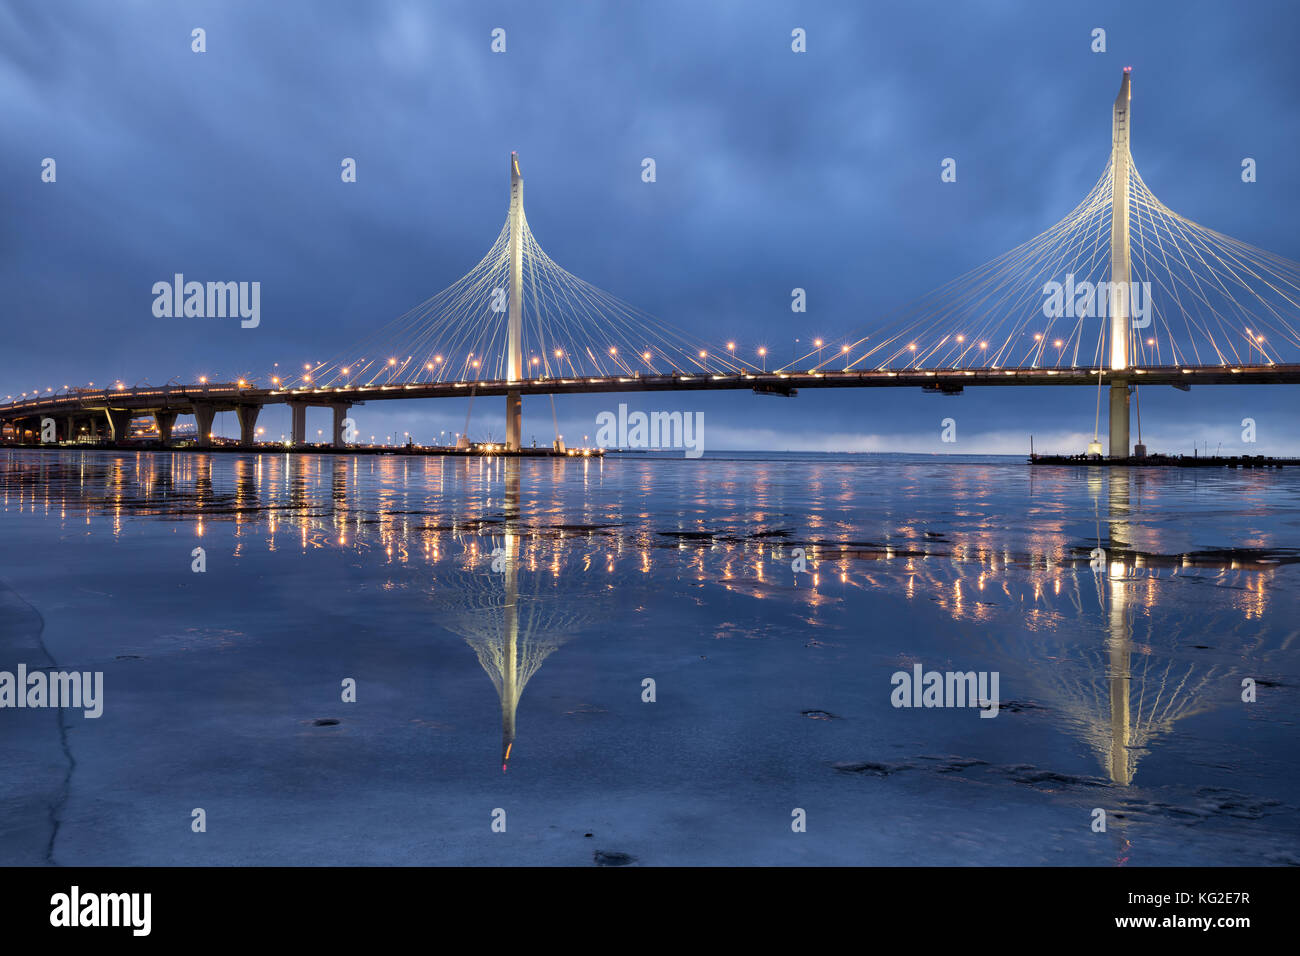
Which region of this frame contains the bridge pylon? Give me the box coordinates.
[506,152,524,451]
[1108,68,1133,458]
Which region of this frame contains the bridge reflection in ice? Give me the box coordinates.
[0,447,1295,865]
[430,464,608,771]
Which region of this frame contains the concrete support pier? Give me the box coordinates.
[506,390,521,450]
[1109,381,1130,459]
[236,405,261,447]
[105,409,134,444]
[330,402,351,449]
[289,403,307,446]
[154,410,178,444]
[192,403,215,448]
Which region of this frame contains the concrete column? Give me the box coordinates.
[154,410,178,444]
[64,416,77,443]
[289,403,307,445]
[1107,70,1133,460]
[330,402,351,449]
[506,152,524,451]
[1109,382,1130,459]
[506,390,522,450]
[106,409,134,444]
[1108,70,1133,374]
[236,404,261,447]
[192,402,216,448]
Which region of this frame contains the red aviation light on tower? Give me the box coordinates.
[1123,66,1132,73]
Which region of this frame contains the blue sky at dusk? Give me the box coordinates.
[3,0,1299,453]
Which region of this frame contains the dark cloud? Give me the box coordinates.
[3,0,1299,452]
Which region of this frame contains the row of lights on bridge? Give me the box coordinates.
[291,342,808,384]
[0,326,1272,404]
[288,327,1168,388]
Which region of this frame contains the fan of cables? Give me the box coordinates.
[282,207,744,390]
[819,155,1300,374]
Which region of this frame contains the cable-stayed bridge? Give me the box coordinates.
[4,71,1299,454]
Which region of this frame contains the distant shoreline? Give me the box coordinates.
[5,443,1300,467]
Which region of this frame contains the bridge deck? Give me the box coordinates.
[2,365,1299,418]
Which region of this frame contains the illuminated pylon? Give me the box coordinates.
[1108,69,1133,458]
[506,152,524,450]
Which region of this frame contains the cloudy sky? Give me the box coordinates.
[3,0,1299,453]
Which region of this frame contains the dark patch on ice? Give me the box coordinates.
[812,542,930,560]
[918,755,990,773]
[658,530,715,541]
[594,850,636,866]
[801,710,840,720]
[832,760,912,776]
[542,523,622,535]
[1193,787,1283,820]
[1000,766,1108,789]
[748,529,794,539]
[115,654,143,660]
[977,698,1043,713]
[312,718,340,726]
[1070,544,1300,571]
[1147,804,1211,820]
[1109,787,1289,826]
[1174,547,1300,569]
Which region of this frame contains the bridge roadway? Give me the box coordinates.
[2,363,1298,448]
